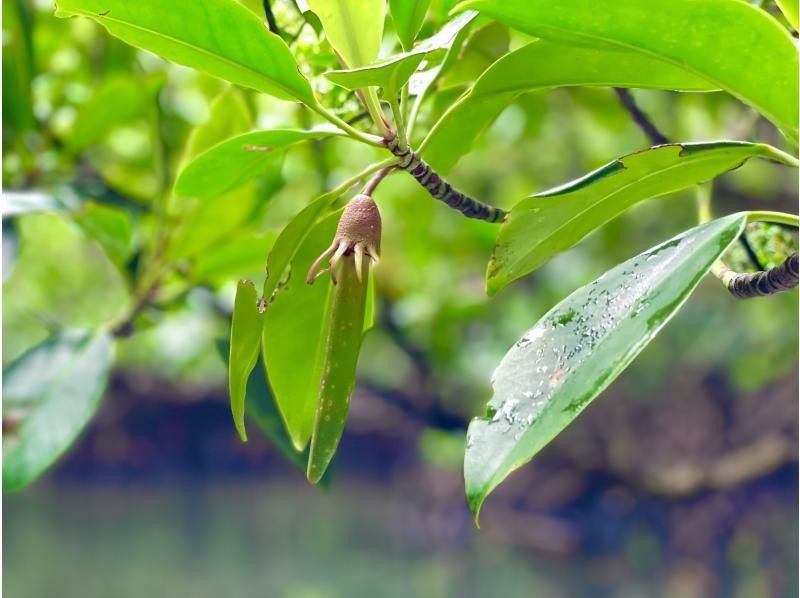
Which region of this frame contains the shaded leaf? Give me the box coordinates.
[455,0,799,139]
[192,232,276,285]
[421,40,716,173]
[3,331,114,491]
[175,126,346,201]
[467,214,748,520]
[56,0,316,104]
[488,142,798,296]
[228,280,263,441]
[73,201,134,265]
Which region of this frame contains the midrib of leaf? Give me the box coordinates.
[69,9,309,103]
[502,149,759,277]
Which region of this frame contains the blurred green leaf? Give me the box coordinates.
[421,40,717,173]
[228,280,263,441]
[262,211,341,450]
[389,0,432,50]
[175,126,347,201]
[488,142,798,296]
[437,20,507,90]
[466,214,748,520]
[73,201,134,266]
[2,0,35,136]
[192,232,276,285]
[455,0,799,140]
[308,0,386,67]
[3,331,114,491]
[307,253,370,483]
[3,214,130,363]
[181,88,253,165]
[55,0,317,105]
[67,74,165,152]
[325,11,476,95]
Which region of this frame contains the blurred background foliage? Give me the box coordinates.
[3,0,798,596]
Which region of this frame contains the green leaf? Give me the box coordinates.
[467,214,748,521]
[181,88,253,166]
[308,0,386,68]
[262,212,342,450]
[454,0,799,140]
[420,40,717,173]
[2,0,35,136]
[390,0,431,50]
[175,126,347,201]
[67,74,165,152]
[487,142,799,296]
[192,232,276,285]
[306,252,370,483]
[228,280,263,442]
[325,11,476,95]
[776,0,799,30]
[3,331,114,491]
[73,201,134,266]
[55,0,317,105]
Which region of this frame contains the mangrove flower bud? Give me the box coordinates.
[306,194,381,285]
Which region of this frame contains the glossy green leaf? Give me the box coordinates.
[175,126,347,201]
[488,142,799,296]
[467,214,748,520]
[262,212,341,450]
[3,331,114,491]
[420,40,717,173]
[307,253,370,483]
[229,280,263,442]
[455,0,799,139]
[73,201,134,265]
[325,11,476,93]
[390,0,431,50]
[55,0,317,105]
[308,0,386,68]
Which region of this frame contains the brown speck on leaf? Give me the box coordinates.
[98,9,111,16]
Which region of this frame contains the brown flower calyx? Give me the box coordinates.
[307,194,381,285]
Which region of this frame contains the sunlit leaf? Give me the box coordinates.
[56,0,317,104]
[389,0,431,50]
[325,11,476,94]
[776,0,799,30]
[487,142,799,296]
[467,214,748,520]
[308,0,386,68]
[421,40,717,173]
[3,331,114,491]
[455,0,799,140]
[228,280,263,441]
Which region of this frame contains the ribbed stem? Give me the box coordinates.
[384,136,507,223]
[714,252,799,299]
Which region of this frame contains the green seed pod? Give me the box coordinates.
[305,195,381,483]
